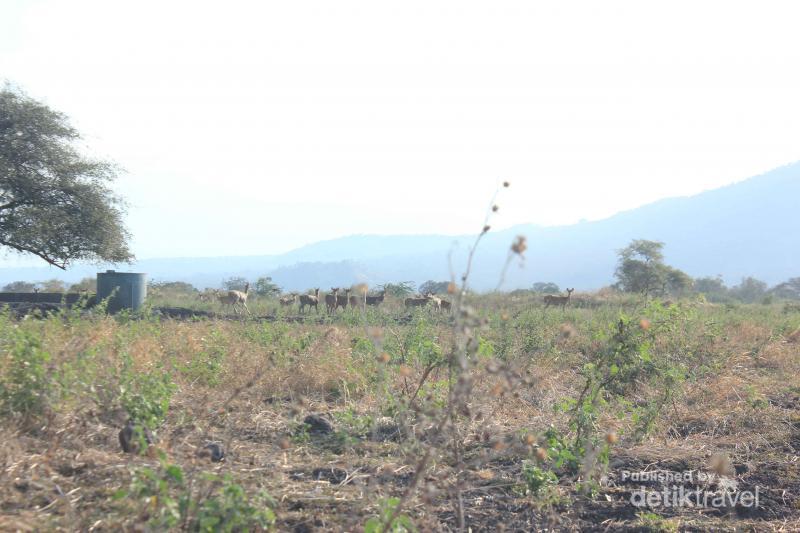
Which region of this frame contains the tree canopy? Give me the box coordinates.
[419,280,451,295]
[0,86,132,269]
[531,281,560,294]
[772,277,800,300]
[254,276,281,297]
[614,239,692,297]
[221,277,249,291]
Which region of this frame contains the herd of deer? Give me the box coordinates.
[279,287,391,314]
[198,284,576,316]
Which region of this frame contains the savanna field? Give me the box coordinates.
[1,291,799,532]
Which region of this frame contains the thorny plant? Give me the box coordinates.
[377,180,533,531]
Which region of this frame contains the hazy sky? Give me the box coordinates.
[2,1,799,265]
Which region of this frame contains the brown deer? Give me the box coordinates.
[325,288,340,314]
[544,288,574,310]
[218,282,251,315]
[299,288,320,314]
[365,288,386,307]
[279,293,297,308]
[404,293,432,308]
[426,292,442,311]
[348,290,363,310]
[439,298,451,312]
[336,288,351,311]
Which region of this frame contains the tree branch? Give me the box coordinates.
[0,238,67,269]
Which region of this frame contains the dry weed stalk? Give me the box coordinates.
[381,180,530,531]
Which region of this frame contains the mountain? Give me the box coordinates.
[2,163,798,291]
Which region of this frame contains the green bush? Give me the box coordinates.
[0,327,53,420]
[119,353,175,430]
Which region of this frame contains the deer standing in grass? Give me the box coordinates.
[349,287,366,310]
[544,288,574,310]
[279,293,297,308]
[218,282,251,315]
[325,288,340,314]
[365,288,386,307]
[299,288,320,314]
[337,288,351,312]
[426,292,442,312]
[404,293,432,309]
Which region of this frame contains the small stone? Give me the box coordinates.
[198,442,225,462]
[119,420,153,454]
[303,414,334,435]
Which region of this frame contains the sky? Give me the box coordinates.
[1,0,799,265]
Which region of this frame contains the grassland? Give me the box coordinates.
[1,292,799,531]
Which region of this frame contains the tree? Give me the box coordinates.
[2,280,36,292]
[663,266,693,296]
[730,277,767,303]
[419,280,451,295]
[384,282,415,297]
[69,277,97,292]
[614,239,691,298]
[40,279,66,292]
[693,276,730,302]
[254,276,281,297]
[221,277,249,291]
[532,282,560,294]
[149,281,197,295]
[0,86,132,269]
[771,277,800,300]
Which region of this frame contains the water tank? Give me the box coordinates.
[96,270,147,313]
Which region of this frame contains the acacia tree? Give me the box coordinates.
[532,281,560,294]
[730,276,768,303]
[614,239,691,298]
[254,276,281,297]
[419,280,450,295]
[0,86,132,269]
[772,277,800,300]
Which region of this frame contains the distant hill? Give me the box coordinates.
[2,162,798,291]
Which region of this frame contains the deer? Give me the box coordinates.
[365,288,386,307]
[218,282,251,315]
[404,293,432,308]
[279,293,297,308]
[439,298,451,312]
[198,290,215,302]
[348,290,363,310]
[426,292,442,312]
[325,288,340,314]
[337,288,351,311]
[299,288,320,314]
[543,288,574,310]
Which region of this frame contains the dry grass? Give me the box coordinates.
[0,297,798,531]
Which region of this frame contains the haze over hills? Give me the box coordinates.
[2,163,798,292]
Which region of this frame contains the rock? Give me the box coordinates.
[303,414,334,435]
[119,420,153,454]
[198,442,225,462]
[370,416,403,442]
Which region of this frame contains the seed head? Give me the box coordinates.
[511,235,527,255]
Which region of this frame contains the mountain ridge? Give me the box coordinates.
[1,162,798,291]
